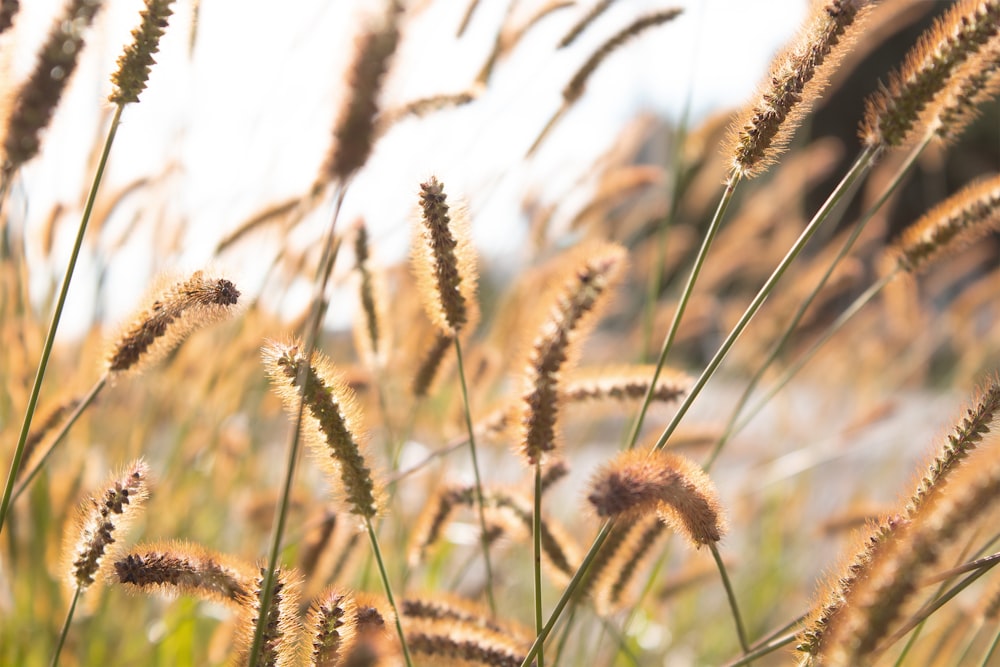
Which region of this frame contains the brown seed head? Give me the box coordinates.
[2,0,103,171]
[307,587,359,667]
[262,339,380,518]
[860,0,1000,149]
[109,0,175,105]
[236,566,302,667]
[106,271,240,374]
[587,449,725,547]
[66,459,150,591]
[929,39,1000,144]
[727,0,873,178]
[412,176,479,335]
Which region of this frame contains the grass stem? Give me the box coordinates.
[49,586,81,667]
[365,517,414,667]
[711,542,749,655]
[534,463,546,667]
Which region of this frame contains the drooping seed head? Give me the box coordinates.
[587,449,726,547]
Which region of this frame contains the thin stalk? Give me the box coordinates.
[711,542,749,655]
[550,604,577,667]
[453,336,497,616]
[534,463,546,667]
[365,517,414,667]
[729,271,896,441]
[981,627,1000,667]
[520,521,615,667]
[12,375,107,503]
[0,104,124,537]
[50,586,82,667]
[246,184,347,666]
[723,632,798,667]
[705,136,926,469]
[625,175,740,450]
[651,146,879,455]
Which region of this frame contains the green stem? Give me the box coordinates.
[723,632,798,667]
[246,184,347,666]
[12,375,107,503]
[711,542,749,655]
[534,463,546,667]
[651,146,878,455]
[453,336,497,616]
[0,103,124,537]
[981,627,1000,667]
[520,521,615,667]
[705,136,925,469]
[50,586,82,667]
[625,175,740,450]
[366,517,414,667]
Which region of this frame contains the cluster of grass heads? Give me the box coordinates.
[3,0,1000,665]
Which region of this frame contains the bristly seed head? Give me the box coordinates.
[109,0,175,105]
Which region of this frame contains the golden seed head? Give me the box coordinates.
[587,449,726,547]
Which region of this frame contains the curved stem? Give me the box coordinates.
[711,542,749,655]
[0,104,124,537]
[706,136,926,469]
[12,375,107,503]
[651,146,879,456]
[454,336,497,616]
[366,517,414,667]
[50,586,82,667]
[246,183,347,666]
[625,175,739,450]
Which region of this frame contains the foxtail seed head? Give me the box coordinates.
[587,449,725,548]
[519,242,626,464]
[860,0,1000,149]
[236,566,302,667]
[113,540,253,607]
[262,340,380,519]
[412,176,479,335]
[66,459,150,591]
[109,0,175,105]
[727,0,872,178]
[307,587,358,667]
[106,271,240,374]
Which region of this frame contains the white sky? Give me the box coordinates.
[4,0,807,334]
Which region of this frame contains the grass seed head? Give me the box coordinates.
[109,0,175,105]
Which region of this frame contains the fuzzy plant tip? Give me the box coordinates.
[261,339,380,519]
[106,270,240,374]
[109,0,175,105]
[65,459,150,591]
[587,449,725,548]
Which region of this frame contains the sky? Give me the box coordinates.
[4,0,808,333]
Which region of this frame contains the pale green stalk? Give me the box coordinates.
[49,586,81,667]
[981,629,1000,667]
[246,184,346,666]
[723,632,798,667]
[0,104,123,537]
[650,146,879,455]
[534,463,546,667]
[454,336,497,616]
[625,175,740,450]
[365,517,414,667]
[711,542,749,655]
[704,135,929,469]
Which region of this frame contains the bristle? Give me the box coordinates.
[821,442,1000,664]
[2,0,103,171]
[112,540,253,607]
[319,4,401,184]
[590,513,667,615]
[408,484,474,566]
[519,242,626,464]
[412,330,454,397]
[889,174,1000,274]
[65,459,150,591]
[262,339,380,519]
[106,271,241,374]
[401,595,511,637]
[108,0,175,105]
[860,0,1000,149]
[353,220,388,367]
[489,488,579,581]
[236,567,302,667]
[562,9,682,106]
[406,625,526,667]
[412,176,479,335]
[586,449,725,548]
[727,0,872,178]
[307,587,358,667]
[558,0,617,49]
